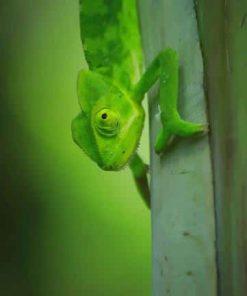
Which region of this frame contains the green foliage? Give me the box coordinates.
[1,0,151,295]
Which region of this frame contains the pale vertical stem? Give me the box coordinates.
[138,0,217,295]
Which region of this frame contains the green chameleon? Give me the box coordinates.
[71,0,206,207]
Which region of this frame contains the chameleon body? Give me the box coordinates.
[72,0,206,207]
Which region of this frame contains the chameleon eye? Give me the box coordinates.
[95,108,120,137]
[101,113,107,119]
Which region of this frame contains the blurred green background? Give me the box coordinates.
[0,0,151,295]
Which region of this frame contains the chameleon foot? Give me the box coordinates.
[154,118,207,155]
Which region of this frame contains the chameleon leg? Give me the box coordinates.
[132,48,207,155]
[155,48,206,154]
[154,126,172,154]
[129,153,150,208]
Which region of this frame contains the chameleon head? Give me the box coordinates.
[91,100,144,170]
[71,71,145,171]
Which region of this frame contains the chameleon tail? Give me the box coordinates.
[129,154,150,208]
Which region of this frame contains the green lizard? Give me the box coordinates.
[71,0,206,207]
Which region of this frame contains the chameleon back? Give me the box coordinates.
[79,0,143,90]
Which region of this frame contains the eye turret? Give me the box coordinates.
[94,108,120,137]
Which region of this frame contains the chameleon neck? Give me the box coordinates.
[79,0,143,91]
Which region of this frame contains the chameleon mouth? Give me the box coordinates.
[101,164,114,171]
[98,152,128,171]
[99,151,132,171]
[98,135,142,172]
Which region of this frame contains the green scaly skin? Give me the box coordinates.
[71,0,206,208]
